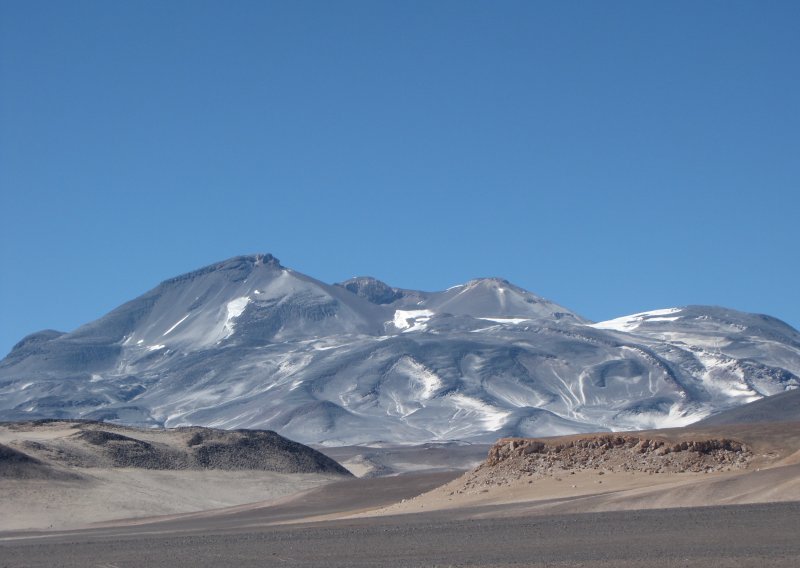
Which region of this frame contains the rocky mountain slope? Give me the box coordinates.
[1,253,799,445]
[0,420,351,479]
[696,388,800,426]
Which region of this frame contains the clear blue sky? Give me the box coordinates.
[1,1,798,356]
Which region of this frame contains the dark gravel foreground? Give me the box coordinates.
[1,502,799,567]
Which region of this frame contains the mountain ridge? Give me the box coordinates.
[2,253,798,445]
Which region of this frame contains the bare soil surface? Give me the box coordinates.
[1,422,799,566]
[0,420,351,531]
[1,502,798,567]
[371,422,800,518]
[317,441,490,477]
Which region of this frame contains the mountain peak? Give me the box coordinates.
[3,254,799,445]
[467,277,510,284]
[255,253,281,266]
[216,253,282,270]
[463,277,515,289]
[336,276,405,305]
[162,253,282,286]
[430,277,586,322]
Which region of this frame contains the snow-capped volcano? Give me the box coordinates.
[2,254,799,445]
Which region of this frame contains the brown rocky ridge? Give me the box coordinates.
[465,433,751,491]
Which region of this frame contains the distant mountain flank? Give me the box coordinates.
[695,388,800,426]
[2,253,798,445]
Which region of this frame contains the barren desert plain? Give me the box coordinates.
[1,407,800,567]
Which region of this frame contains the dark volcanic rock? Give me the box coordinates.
[337,277,405,305]
[182,428,351,475]
[73,430,183,469]
[4,421,352,476]
[0,442,80,480]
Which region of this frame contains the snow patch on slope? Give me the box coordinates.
[591,308,683,332]
[615,403,709,430]
[394,356,443,399]
[479,317,530,325]
[223,297,251,337]
[163,314,190,336]
[392,310,434,332]
[690,349,762,402]
[448,394,511,431]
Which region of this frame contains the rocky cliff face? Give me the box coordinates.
[486,434,750,474]
[454,433,752,493]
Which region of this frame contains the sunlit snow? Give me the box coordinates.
[392,309,435,332]
[590,308,683,332]
[448,393,511,431]
[162,314,190,336]
[222,296,251,337]
[394,356,443,399]
[615,403,709,430]
[479,317,530,325]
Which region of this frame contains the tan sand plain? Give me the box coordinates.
[0,469,338,531]
[2,421,799,532]
[0,421,344,531]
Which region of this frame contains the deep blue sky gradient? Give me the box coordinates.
[1,1,799,355]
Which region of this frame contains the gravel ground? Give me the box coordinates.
[1,502,798,567]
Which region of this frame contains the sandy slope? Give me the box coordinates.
[0,421,348,531]
[2,420,799,533]
[0,469,338,531]
[316,442,490,477]
[359,422,800,519]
